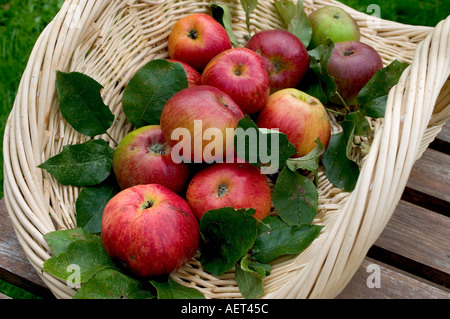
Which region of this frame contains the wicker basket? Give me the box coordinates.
[3,0,450,299]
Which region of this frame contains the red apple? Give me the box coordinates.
[245,29,310,92]
[186,162,272,221]
[112,125,190,193]
[160,85,244,163]
[101,184,199,278]
[257,88,331,157]
[167,59,201,87]
[201,47,270,114]
[308,5,360,48]
[328,41,383,105]
[168,13,232,71]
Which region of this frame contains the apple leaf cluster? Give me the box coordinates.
[235,115,297,172]
[42,228,204,299]
[199,204,322,298]
[298,40,408,191]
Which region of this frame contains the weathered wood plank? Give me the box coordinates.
[337,258,450,299]
[376,200,450,276]
[436,121,450,145]
[0,199,54,299]
[406,148,450,205]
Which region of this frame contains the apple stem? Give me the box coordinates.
[188,29,198,40]
[148,143,166,155]
[334,91,351,112]
[105,131,118,147]
[141,199,154,210]
[217,183,228,197]
[326,107,346,116]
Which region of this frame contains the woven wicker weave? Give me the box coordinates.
[3,0,449,299]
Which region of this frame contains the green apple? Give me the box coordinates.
[308,5,360,48]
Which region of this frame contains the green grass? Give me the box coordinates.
[0,0,446,299]
[0,0,64,199]
[338,0,449,27]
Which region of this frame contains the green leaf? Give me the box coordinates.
[357,60,409,107]
[76,176,120,234]
[235,257,265,299]
[252,220,323,264]
[43,227,97,256]
[150,278,205,299]
[344,111,372,137]
[199,207,258,276]
[240,0,258,35]
[274,0,296,26]
[65,238,117,283]
[360,95,388,119]
[122,59,189,128]
[322,121,360,191]
[55,71,115,137]
[43,231,117,283]
[235,115,296,174]
[257,215,288,233]
[286,138,325,183]
[240,254,271,278]
[274,0,312,47]
[298,69,328,105]
[74,268,154,299]
[38,139,114,187]
[210,2,239,45]
[42,253,72,280]
[357,60,408,118]
[272,167,318,226]
[308,40,337,102]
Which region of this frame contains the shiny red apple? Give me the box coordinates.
[168,13,232,71]
[245,29,310,92]
[186,162,272,221]
[201,47,270,114]
[160,85,244,163]
[167,59,201,87]
[328,41,383,105]
[257,88,331,157]
[112,125,190,193]
[101,184,199,278]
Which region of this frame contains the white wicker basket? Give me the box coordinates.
[3,0,450,299]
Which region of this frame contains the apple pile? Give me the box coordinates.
[101,7,384,280]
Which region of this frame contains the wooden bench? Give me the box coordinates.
[1,123,449,299]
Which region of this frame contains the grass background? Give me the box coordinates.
[0,0,448,299]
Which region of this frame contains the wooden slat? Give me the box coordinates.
[429,121,450,155]
[376,200,450,275]
[406,148,450,204]
[435,121,450,144]
[337,258,450,299]
[0,199,54,299]
[368,200,450,288]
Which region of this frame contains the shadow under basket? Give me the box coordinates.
[3,0,450,299]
